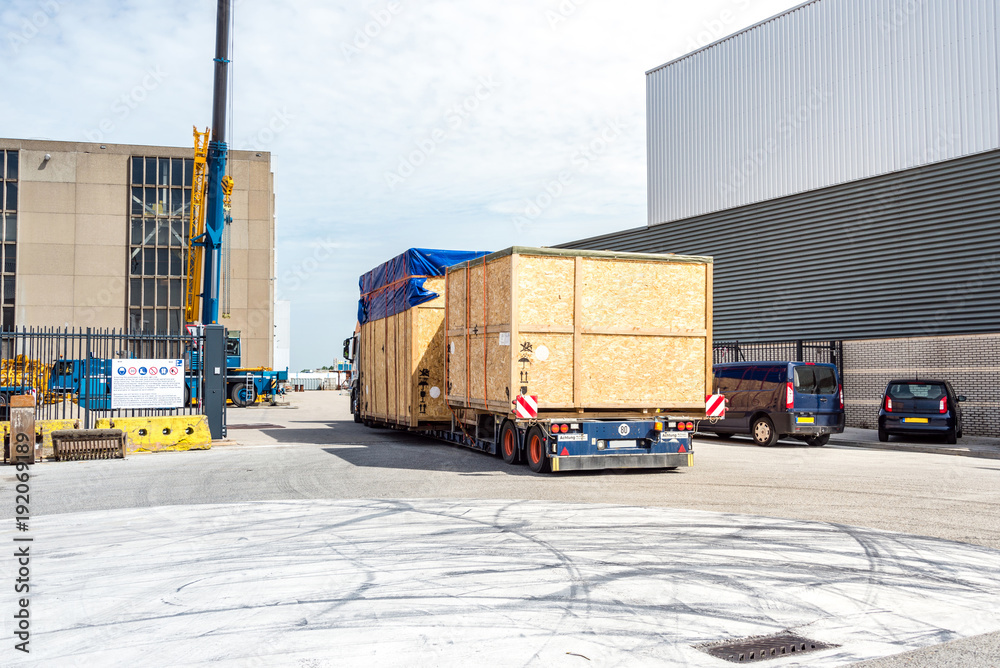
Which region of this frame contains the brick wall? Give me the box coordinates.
[842,334,1000,436]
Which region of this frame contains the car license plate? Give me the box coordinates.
[796,417,815,424]
[903,417,929,423]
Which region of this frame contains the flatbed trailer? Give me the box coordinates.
[352,247,716,473]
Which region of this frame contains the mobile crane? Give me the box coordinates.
[181,0,286,407]
[48,0,285,410]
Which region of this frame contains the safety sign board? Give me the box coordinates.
[706,394,726,418]
[513,394,538,419]
[112,359,185,409]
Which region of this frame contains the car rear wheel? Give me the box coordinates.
[878,427,889,442]
[751,417,778,447]
[807,434,830,447]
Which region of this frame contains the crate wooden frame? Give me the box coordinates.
[444,247,714,418]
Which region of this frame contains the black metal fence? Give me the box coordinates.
[1,327,209,428]
[713,340,844,377]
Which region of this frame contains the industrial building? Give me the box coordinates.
[0,138,276,368]
[564,0,1000,435]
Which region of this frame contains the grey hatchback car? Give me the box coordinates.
[877,379,966,444]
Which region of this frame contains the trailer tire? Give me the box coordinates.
[499,421,522,465]
[230,383,256,407]
[526,426,550,474]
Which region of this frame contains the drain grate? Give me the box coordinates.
[698,632,838,663]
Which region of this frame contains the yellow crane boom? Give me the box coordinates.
[185,127,210,324]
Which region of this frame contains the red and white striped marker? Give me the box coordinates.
[513,394,538,419]
[706,394,726,418]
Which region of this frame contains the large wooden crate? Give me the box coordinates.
[445,247,713,416]
[358,276,450,426]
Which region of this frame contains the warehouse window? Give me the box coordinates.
[127,156,192,334]
[0,150,17,331]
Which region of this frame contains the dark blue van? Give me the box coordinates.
[700,362,845,446]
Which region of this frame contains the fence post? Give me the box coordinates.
[203,325,226,439]
[795,340,804,362]
[84,327,92,429]
[10,394,35,465]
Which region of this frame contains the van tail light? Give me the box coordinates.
[939,397,947,414]
[786,382,794,409]
[838,385,844,409]
[885,396,892,412]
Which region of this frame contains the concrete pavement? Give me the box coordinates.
[5,500,1000,667]
[829,427,1000,460]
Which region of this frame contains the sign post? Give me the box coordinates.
[10,394,36,465]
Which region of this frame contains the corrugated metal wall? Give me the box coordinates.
[563,149,1000,341]
[647,0,1000,225]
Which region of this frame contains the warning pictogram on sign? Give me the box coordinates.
[706,394,726,418]
[513,394,538,419]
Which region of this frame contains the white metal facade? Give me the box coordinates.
[646,0,1000,226]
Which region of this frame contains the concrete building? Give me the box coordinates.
[0,138,276,368]
[563,0,1000,435]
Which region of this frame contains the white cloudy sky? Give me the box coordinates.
[0,0,801,369]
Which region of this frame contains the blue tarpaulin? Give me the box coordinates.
[357,248,491,325]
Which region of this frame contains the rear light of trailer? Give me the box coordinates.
[786,382,794,409]
[550,423,572,434]
[685,421,694,431]
[939,397,947,414]
[885,396,892,412]
[560,423,569,433]
[551,424,559,434]
[676,422,686,431]
[654,421,664,431]
[839,384,844,409]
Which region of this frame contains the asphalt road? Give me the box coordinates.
[12,392,1000,550]
[3,391,1000,667]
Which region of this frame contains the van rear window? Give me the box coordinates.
[793,366,837,395]
[887,383,945,400]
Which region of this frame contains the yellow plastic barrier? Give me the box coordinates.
[2,415,212,458]
[94,416,212,453]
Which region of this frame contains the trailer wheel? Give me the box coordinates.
[230,383,256,407]
[526,426,550,474]
[499,421,522,465]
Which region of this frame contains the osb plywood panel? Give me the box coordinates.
[388,314,399,419]
[446,266,466,329]
[424,276,445,305]
[396,311,408,423]
[416,306,449,421]
[448,335,466,399]
[581,260,707,331]
[373,319,386,416]
[579,335,707,406]
[517,255,575,329]
[466,262,487,331]
[468,333,486,404]
[516,333,574,406]
[487,333,511,404]
[486,255,511,327]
